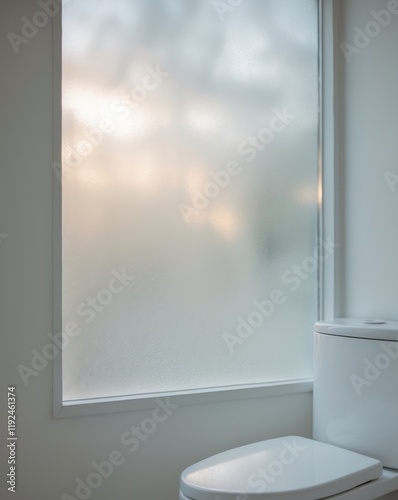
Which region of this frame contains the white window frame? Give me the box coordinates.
[52,0,340,419]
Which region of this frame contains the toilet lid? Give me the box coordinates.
[180,436,382,500]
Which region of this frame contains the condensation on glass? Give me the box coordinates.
[61,0,319,400]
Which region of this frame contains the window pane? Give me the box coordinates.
[62,0,318,400]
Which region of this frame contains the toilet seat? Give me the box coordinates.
[179,436,382,500]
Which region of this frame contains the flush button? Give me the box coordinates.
[363,319,387,325]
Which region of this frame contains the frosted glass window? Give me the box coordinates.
[61,0,319,401]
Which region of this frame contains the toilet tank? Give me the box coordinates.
[313,318,398,468]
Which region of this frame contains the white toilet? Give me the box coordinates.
[179,318,398,499]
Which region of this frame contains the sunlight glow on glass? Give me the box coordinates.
[62,0,318,400]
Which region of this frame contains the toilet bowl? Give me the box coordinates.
[179,319,398,500]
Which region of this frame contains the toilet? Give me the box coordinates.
[179,318,398,499]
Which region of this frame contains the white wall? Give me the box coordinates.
[339,0,398,318]
[0,2,312,500]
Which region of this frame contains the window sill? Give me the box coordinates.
[53,379,313,418]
